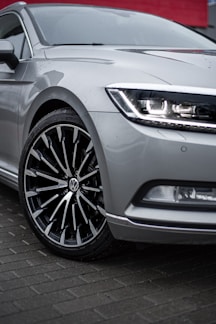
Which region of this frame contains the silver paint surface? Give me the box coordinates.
[1,3,216,243]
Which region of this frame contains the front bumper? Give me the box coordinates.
[106,210,216,244]
[89,111,216,243]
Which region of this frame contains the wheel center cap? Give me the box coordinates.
[69,178,79,192]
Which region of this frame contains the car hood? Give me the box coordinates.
[45,46,216,88]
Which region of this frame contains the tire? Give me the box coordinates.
[19,109,115,260]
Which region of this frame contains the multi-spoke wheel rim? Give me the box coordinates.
[24,123,106,247]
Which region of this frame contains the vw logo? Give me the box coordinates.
[69,178,79,192]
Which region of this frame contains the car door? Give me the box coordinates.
[0,13,31,184]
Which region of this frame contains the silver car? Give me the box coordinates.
[1,2,216,260]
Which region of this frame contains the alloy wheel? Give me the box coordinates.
[23,122,106,248]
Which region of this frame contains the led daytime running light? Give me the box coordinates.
[106,85,216,132]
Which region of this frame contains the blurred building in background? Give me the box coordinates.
[196,1,216,40]
[1,0,216,39]
[0,0,208,26]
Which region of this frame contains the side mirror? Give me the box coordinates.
[0,40,19,69]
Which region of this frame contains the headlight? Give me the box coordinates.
[106,83,216,132]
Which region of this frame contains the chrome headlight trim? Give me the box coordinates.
[106,83,216,132]
[107,83,216,96]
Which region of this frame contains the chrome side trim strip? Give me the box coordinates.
[0,167,18,181]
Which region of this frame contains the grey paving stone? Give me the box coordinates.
[183,289,216,307]
[184,304,216,324]
[0,306,60,324]
[138,299,196,322]
[157,315,193,324]
[103,282,161,301]
[0,273,52,291]
[188,274,216,291]
[69,278,124,297]
[0,251,54,264]
[54,258,83,269]
[0,302,20,317]
[0,240,35,250]
[0,248,14,257]
[0,271,18,282]
[95,296,154,319]
[0,234,37,244]
[0,232,14,240]
[41,309,104,324]
[0,260,34,273]
[54,293,113,315]
[115,269,165,286]
[102,313,150,324]
[79,267,133,283]
[31,277,85,294]
[155,259,200,276]
[1,181,216,324]
[151,263,216,289]
[0,286,37,303]
[14,290,74,311]
[8,243,44,253]
[144,285,197,305]
[46,265,97,280]
[13,262,63,277]
[0,278,30,291]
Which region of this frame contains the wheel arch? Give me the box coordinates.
[22,86,87,139]
[20,86,112,212]
[29,99,69,131]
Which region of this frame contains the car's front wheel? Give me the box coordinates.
[19,109,114,260]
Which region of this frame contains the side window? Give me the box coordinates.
[0,14,31,60]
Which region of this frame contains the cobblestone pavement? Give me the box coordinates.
[1,183,216,324]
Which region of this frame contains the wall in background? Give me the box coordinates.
[196,4,216,39]
[0,0,208,27]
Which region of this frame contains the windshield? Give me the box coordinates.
[28,5,216,49]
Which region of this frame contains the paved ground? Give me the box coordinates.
[1,183,216,323]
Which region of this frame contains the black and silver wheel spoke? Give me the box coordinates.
[24,123,106,248]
